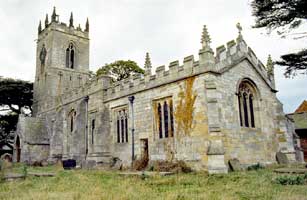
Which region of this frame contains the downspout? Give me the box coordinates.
[84,96,89,161]
[128,96,135,165]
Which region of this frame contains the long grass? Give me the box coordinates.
[0,165,307,200]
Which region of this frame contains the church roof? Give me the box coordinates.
[295,100,307,113]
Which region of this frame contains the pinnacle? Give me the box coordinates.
[201,25,211,49]
[85,18,89,32]
[144,52,152,69]
[69,12,74,27]
[266,54,274,75]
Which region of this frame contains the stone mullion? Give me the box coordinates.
[167,100,171,137]
[118,112,122,143]
[161,101,165,138]
[239,92,245,127]
[123,112,126,143]
[246,93,252,127]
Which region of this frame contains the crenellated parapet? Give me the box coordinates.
[38,7,89,39]
[102,24,276,102]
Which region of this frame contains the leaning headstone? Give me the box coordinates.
[228,158,242,171]
[110,157,122,170]
[276,152,289,165]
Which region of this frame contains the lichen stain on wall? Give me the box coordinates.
[175,76,197,136]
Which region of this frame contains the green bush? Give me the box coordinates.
[274,174,307,185]
[22,165,28,178]
[247,163,264,171]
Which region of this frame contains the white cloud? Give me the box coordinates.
[0,0,306,113]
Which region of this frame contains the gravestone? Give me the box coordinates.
[228,158,242,171]
[62,159,76,170]
[276,152,289,165]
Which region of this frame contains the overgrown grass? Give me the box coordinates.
[1,165,307,200]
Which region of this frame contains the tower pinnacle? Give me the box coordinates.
[45,14,49,28]
[38,20,42,34]
[69,12,74,28]
[236,22,243,40]
[51,6,57,22]
[201,25,212,50]
[85,18,89,32]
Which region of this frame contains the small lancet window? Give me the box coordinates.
[69,110,76,132]
[237,81,257,128]
[66,43,75,69]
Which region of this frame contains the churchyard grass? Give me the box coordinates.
[0,164,307,200]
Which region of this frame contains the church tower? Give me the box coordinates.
[33,7,90,116]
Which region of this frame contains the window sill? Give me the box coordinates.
[240,127,260,131]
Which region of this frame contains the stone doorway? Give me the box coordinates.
[297,130,307,162]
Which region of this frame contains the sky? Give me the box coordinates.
[0,0,306,113]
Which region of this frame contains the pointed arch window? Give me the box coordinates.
[237,81,257,128]
[66,43,75,69]
[68,109,77,132]
[115,108,128,143]
[154,97,174,139]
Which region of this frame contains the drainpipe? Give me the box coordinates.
[84,96,89,161]
[128,95,135,165]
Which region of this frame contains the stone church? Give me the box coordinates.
[14,8,301,172]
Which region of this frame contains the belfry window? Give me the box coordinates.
[66,43,75,69]
[154,98,174,139]
[237,81,257,128]
[115,108,128,143]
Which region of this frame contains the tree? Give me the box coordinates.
[0,114,18,147]
[251,0,307,77]
[0,77,33,148]
[0,77,33,114]
[96,60,144,81]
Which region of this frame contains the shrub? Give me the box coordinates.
[149,160,192,173]
[22,165,28,178]
[274,174,307,185]
[247,163,264,171]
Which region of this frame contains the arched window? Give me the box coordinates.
[66,43,75,69]
[115,108,128,143]
[68,109,76,132]
[237,81,257,128]
[155,98,174,139]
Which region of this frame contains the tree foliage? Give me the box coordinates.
[96,60,144,81]
[251,0,307,77]
[0,114,18,147]
[0,77,33,114]
[0,77,33,148]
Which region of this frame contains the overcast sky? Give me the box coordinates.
[0,0,306,113]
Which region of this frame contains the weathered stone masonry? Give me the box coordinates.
[14,8,302,172]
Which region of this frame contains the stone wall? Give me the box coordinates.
[15,116,49,163]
